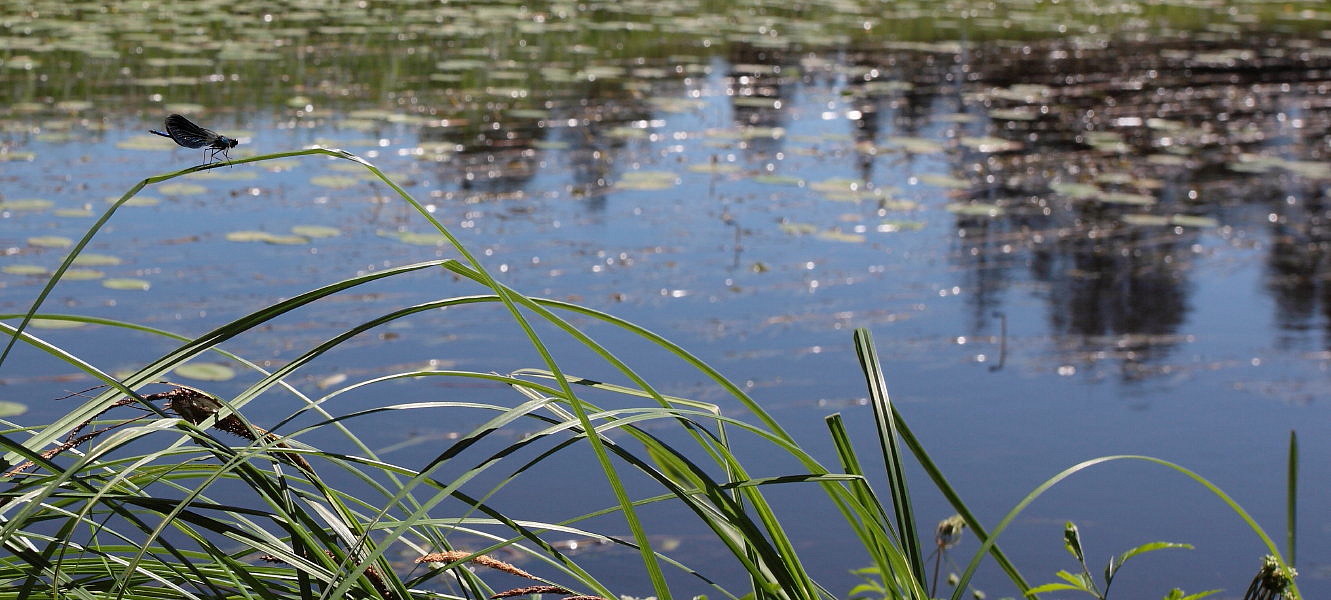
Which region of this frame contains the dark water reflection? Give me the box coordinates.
[3,1,1331,596]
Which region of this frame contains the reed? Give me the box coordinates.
[0,150,1299,600]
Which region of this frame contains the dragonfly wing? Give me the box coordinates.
[163,114,217,149]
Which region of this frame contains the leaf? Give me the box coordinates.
[1161,589,1220,600]
[1054,569,1091,589]
[1063,522,1085,562]
[30,319,85,329]
[848,583,885,597]
[0,401,26,417]
[1115,541,1192,567]
[643,442,705,492]
[1026,583,1085,595]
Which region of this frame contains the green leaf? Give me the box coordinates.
[1162,588,1220,600]
[643,441,705,492]
[848,582,886,596]
[1287,430,1298,565]
[1116,541,1192,566]
[1064,522,1085,562]
[1054,569,1091,589]
[1026,583,1084,595]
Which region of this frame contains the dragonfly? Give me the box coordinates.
[149,114,239,163]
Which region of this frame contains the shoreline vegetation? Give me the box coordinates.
[0,152,1300,600]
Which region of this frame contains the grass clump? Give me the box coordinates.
[0,150,1301,600]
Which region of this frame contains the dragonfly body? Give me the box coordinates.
[149,114,238,163]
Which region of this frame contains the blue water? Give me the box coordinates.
[2,41,1328,599]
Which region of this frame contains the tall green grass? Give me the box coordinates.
[0,150,1300,600]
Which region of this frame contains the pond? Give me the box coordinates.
[1,0,1328,597]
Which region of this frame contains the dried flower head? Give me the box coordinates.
[417,550,536,580]
[1243,555,1297,600]
[490,585,572,598]
[936,514,967,550]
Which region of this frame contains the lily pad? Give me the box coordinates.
[2,264,47,275]
[959,136,1022,152]
[753,174,803,186]
[28,236,73,249]
[606,127,649,140]
[614,171,677,191]
[733,96,780,109]
[816,230,866,243]
[811,178,867,193]
[291,225,341,238]
[918,174,970,189]
[118,134,177,151]
[107,195,161,207]
[102,278,151,291]
[989,108,1038,121]
[779,222,819,235]
[174,362,237,382]
[226,231,308,245]
[62,269,104,280]
[187,170,258,181]
[1170,214,1219,228]
[1097,192,1156,206]
[1095,173,1138,185]
[263,159,301,172]
[1121,214,1172,226]
[885,136,945,154]
[740,126,785,139]
[310,175,360,189]
[72,253,122,267]
[945,203,1005,217]
[0,401,26,417]
[689,162,741,174]
[1283,161,1331,179]
[158,183,208,196]
[0,199,53,211]
[380,230,448,246]
[878,220,926,232]
[1050,182,1101,199]
[1147,154,1189,166]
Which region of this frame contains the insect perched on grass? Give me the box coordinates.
[149,114,239,164]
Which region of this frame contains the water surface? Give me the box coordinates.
[2,1,1330,597]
